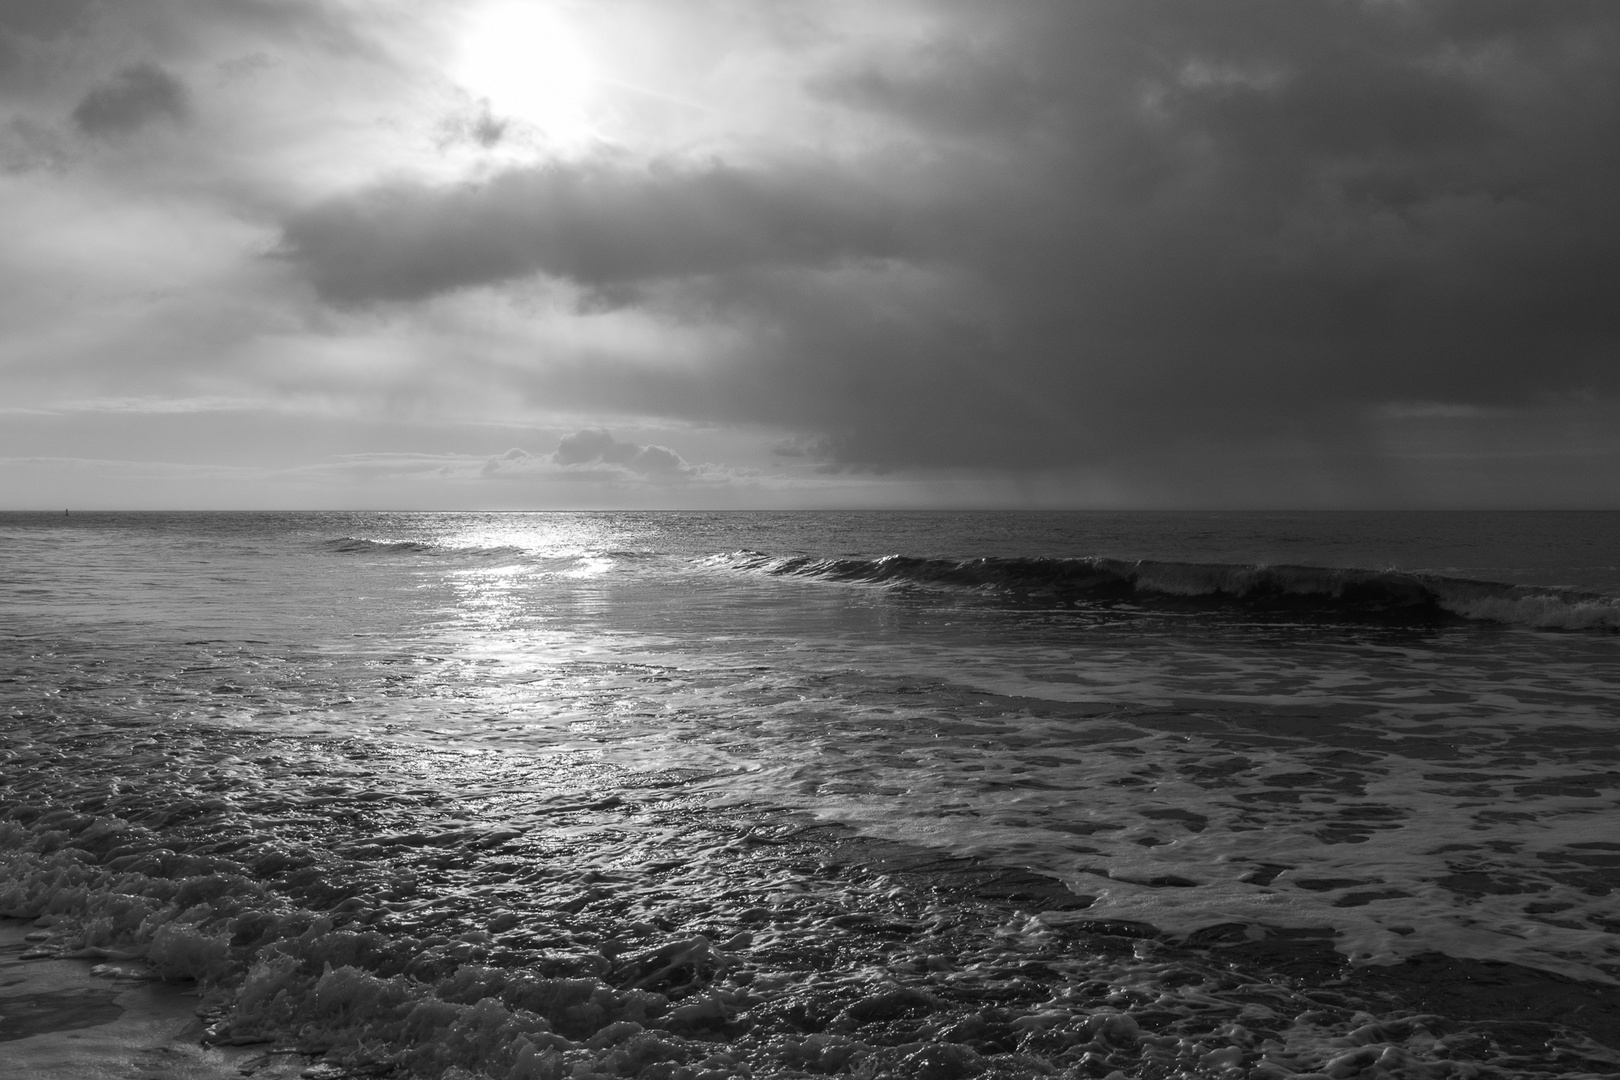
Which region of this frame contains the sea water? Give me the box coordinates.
[2,511,1617,1078]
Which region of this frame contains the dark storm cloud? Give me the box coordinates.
[278,159,903,305]
[0,0,98,41]
[281,0,1620,473]
[72,63,189,136]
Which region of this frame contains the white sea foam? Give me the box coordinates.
[1438,588,1620,631]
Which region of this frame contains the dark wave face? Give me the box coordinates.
[325,537,527,558]
[712,552,1620,630]
[327,537,438,554]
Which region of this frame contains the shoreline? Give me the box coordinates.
[6,797,1620,1078]
[0,920,303,1078]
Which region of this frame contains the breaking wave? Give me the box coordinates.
[325,538,531,558]
[712,552,1620,630]
[325,538,663,562]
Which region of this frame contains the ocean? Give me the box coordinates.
[2,510,1618,1079]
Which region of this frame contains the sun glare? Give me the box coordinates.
[455,2,597,146]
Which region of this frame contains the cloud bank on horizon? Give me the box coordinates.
[2,0,1618,508]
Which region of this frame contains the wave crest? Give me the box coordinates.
[325,537,526,558]
[710,552,1620,630]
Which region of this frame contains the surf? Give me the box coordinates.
[711,551,1620,630]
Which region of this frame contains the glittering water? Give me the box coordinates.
[3,511,1618,1078]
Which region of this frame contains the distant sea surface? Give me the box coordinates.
[3,511,1618,1078]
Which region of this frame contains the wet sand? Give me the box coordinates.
[0,922,306,1079]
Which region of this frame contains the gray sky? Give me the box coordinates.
[3,0,1618,508]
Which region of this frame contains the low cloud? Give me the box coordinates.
[482,429,699,483]
[71,63,189,136]
[554,428,686,475]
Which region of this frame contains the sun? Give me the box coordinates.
[453,2,598,146]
